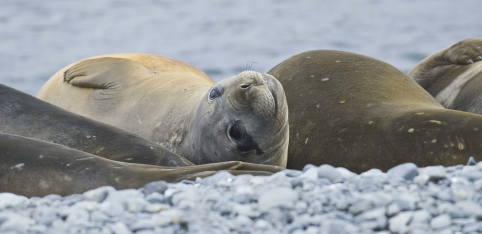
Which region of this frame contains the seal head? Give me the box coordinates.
[184,71,289,167]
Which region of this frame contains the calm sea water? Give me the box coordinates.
[1,0,481,95]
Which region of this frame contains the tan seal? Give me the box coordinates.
[38,54,289,167]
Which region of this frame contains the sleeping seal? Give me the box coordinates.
[270,50,482,172]
[408,38,482,114]
[0,133,281,197]
[38,54,289,167]
[0,84,190,167]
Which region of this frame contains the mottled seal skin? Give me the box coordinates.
[38,54,289,167]
[0,133,281,197]
[0,84,191,167]
[409,38,482,114]
[269,50,482,173]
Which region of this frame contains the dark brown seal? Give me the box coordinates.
[270,50,482,173]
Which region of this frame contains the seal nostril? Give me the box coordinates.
[240,84,251,89]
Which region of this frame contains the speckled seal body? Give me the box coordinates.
[38,54,289,167]
[409,38,482,114]
[270,50,482,173]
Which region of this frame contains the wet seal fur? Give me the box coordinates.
[269,50,482,173]
[38,54,289,167]
[409,38,482,114]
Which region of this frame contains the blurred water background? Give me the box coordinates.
[1,0,481,95]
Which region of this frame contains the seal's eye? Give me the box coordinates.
[209,88,220,100]
[229,125,241,141]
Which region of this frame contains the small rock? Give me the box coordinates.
[0,213,35,233]
[349,199,374,215]
[302,164,317,172]
[254,219,272,230]
[299,167,319,180]
[474,178,482,191]
[125,197,148,213]
[91,211,110,223]
[317,164,343,182]
[455,201,482,218]
[430,214,451,229]
[451,177,474,202]
[356,207,386,221]
[145,192,165,204]
[411,210,431,224]
[109,221,133,234]
[258,187,298,212]
[99,201,124,217]
[387,163,419,180]
[467,156,477,166]
[388,211,413,234]
[390,194,416,211]
[419,166,446,181]
[141,181,168,195]
[462,223,481,233]
[335,167,357,179]
[231,214,254,232]
[144,204,171,213]
[65,208,90,226]
[386,203,401,217]
[83,186,115,203]
[0,193,29,210]
[73,201,100,211]
[283,169,303,177]
[413,174,430,185]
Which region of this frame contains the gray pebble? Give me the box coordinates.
[411,209,431,224]
[91,211,110,223]
[145,192,165,204]
[388,211,412,234]
[0,193,29,210]
[419,166,446,181]
[430,214,451,229]
[455,201,482,218]
[467,157,477,166]
[141,181,168,195]
[349,199,374,215]
[317,164,343,182]
[299,167,319,181]
[0,213,35,233]
[387,163,419,180]
[451,177,474,202]
[474,178,482,191]
[258,187,298,212]
[109,221,133,234]
[125,197,148,213]
[83,186,115,203]
[99,201,124,217]
[283,169,303,177]
[302,164,317,172]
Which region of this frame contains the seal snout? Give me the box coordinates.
[233,71,277,119]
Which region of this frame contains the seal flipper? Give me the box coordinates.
[64,57,153,89]
[409,38,482,89]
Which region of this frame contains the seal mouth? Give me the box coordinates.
[262,74,279,113]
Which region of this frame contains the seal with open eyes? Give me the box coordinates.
[269,50,482,173]
[408,38,482,114]
[38,54,289,167]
